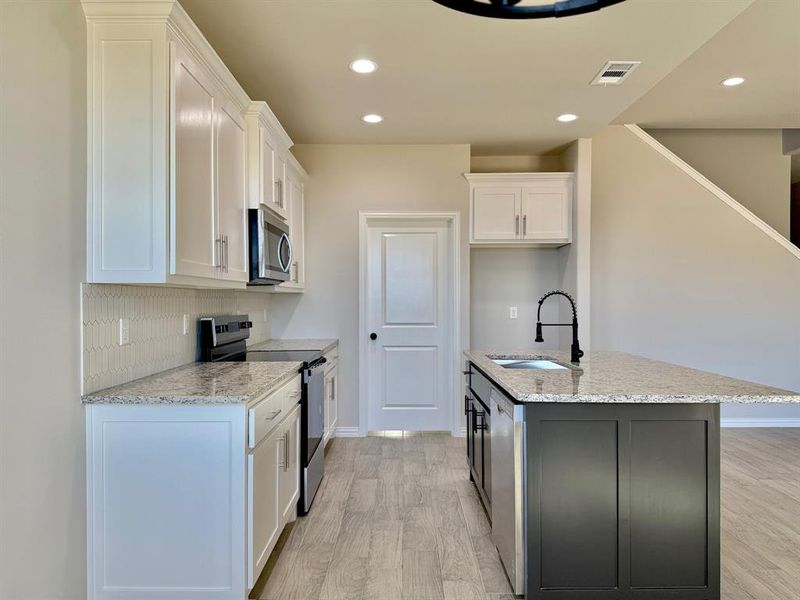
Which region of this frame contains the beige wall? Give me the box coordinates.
[270,144,471,431]
[470,248,561,351]
[470,154,562,173]
[592,126,800,421]
[648,129,791,237]
[557,139,592,351]
[0,1,87,597]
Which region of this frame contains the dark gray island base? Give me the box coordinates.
[464,351,800,600]
[525,401,719,599]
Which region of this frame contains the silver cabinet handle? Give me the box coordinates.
[523,215,527,237]
[264,408,282,421]
[215,236,222,269]
[284,430,290,471]
[222,234,228,272]
[515,215,519,236]
[274,179,283,209]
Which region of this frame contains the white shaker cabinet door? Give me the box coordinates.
[216,99,248,282]
[272,152,289,219]
[471,187,521,241]
[279,406,301,524]
[260,127,275,209]
[521,183,571,242]
[289,178,305,286]
[248,430,281,590]
[328,364,338,433]
[171,42,219,279]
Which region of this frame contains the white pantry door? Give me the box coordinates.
[366,220,452,431]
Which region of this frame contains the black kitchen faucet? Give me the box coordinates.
[535,290,584,364]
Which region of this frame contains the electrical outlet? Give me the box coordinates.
[509,306,518,319]
[182,314,189,335]
[118,318,130,346]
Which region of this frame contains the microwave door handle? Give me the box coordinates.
[277,233,292,273]
[285,235,293,274]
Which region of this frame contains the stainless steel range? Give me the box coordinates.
[199,315,326,514]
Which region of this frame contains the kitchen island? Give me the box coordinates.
[464,350,800,600]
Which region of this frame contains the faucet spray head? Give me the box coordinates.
[535,322,544,343]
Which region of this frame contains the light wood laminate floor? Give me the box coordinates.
[256,429,800,600]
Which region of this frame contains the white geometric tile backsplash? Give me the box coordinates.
[82,284,272,394]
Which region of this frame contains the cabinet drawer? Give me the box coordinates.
[323,346,338,370]
[282,374,302,414]
[469,365,493,410]
[249,374,301,448]
[250,392,283,449]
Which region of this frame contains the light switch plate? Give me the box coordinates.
[182,314,189,335]
[509,306,518,319]
[118,318,130,346]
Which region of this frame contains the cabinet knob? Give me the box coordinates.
[369,333,377,341]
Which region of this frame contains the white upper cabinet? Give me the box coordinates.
[466,173,573,246]
[83,0,252,286]
[274,154,308,293]
[171,41,218,280]
[215,98,248,282]
[472,187,522,240]
[246,102,292,221]
[520,183,570,241]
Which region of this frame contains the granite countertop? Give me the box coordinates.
[248,338,338,354]
[82,361,303,405]
[466,350,800,404]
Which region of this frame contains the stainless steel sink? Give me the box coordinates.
[488,356,575,370]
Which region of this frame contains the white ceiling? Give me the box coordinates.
[180,0,751,154]
[618,0,800,129]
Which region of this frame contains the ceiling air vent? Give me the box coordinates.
[590,61,641,86]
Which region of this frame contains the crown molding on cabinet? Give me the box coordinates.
[287,151,309,181]
[82,0,250,111]
[246,101,294,155]
[464,172,574,184]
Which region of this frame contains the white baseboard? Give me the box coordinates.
[334,426,362,437]
[721,418,800,428]
[452,426,467,438]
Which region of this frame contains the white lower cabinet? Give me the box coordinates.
[323,348,339,444]
[248,402,300,590]
[86,375,302,600]
[248,425,281,591]
[280,407,302,523]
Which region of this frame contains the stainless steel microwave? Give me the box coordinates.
[248,204,292,285]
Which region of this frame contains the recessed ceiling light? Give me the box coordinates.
[350,59,378,74]
[362,114,383,124]
[721,76,745,87]
[557,113,578,123]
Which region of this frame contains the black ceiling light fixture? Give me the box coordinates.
[432,0,626,19]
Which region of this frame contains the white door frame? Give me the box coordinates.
[358,211,461,437]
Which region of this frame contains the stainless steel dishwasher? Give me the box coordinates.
[490,388,526,596]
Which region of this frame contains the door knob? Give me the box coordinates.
[369,333,377,341]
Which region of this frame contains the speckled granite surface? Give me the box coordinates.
[466,350,800,404]
[82,361,303,405]
[248,338,338,354]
